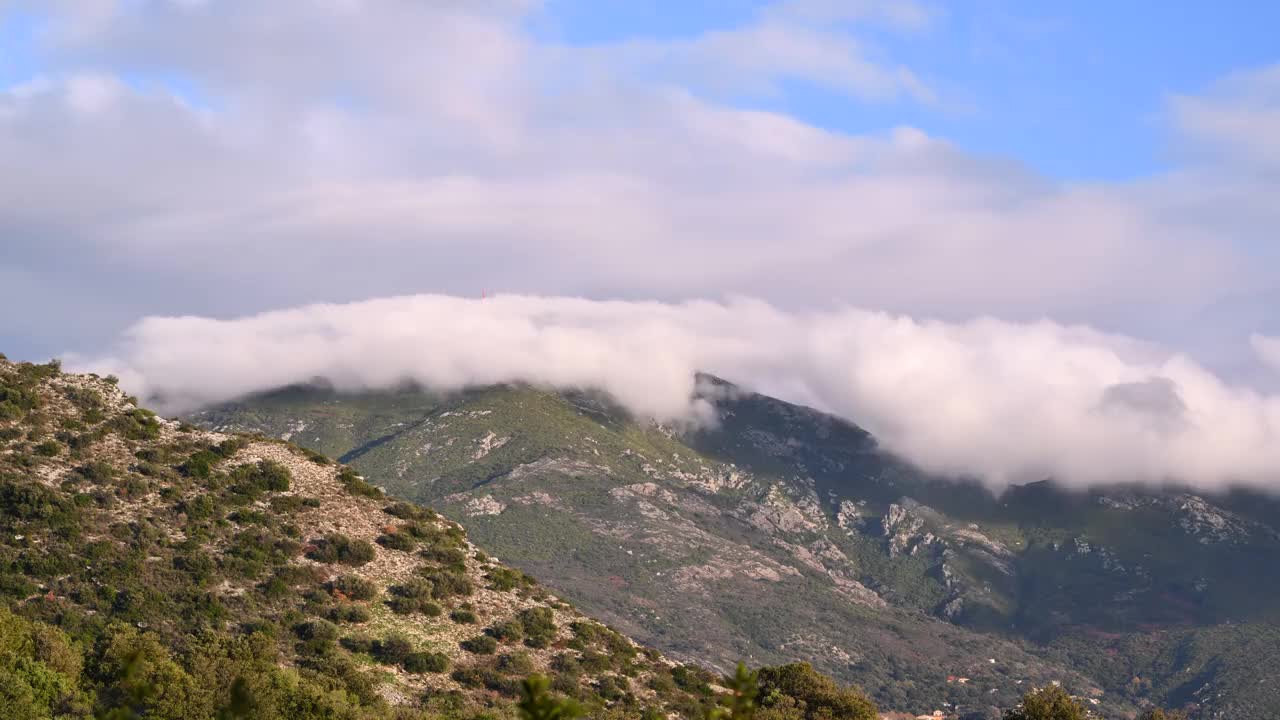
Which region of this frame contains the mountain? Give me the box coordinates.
[190,375,1280,719]
[0,356,889,720]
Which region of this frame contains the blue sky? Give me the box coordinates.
[535,0,1280,179]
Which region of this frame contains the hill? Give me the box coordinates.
[192,376,1280,720]
[0,356,887,719]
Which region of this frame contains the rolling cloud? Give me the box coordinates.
[73,293,1280,492]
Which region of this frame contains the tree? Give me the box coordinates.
[1003,686,1088,720]
[516,674,583,720]
[707,662,759,720]
[755,662,877,720]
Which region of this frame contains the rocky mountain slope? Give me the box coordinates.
[2,357,881,719]
[192,376,1280,719]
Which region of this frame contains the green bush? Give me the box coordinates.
[337,467,382,498]
[112,408,161,440]
[34,439,62,456]
[755,662,877,720]
[450,608,479,625]
[417,567,474,599]
[298,446,331,465]
[77,461,119,483]
[377,531,416,552]
[228,460,291,499]
[340,634,375,654]
[517,674,584,720]
[384,502,436,521]
[487,566,526,592]
[372,634,414,665]
[403,651,450,674]
[461,635,497,655]
[294,619,339,656]
[519,607,557,648]
[332,575,378,601]
[488,618,525,644]
[179,450,220,478]
[306,533,376,566]
[1002,685,1087,720]
[328,603,372,624]
[496,651,536,676]
[451,665,519,697]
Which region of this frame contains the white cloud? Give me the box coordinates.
[73,293,1280,491]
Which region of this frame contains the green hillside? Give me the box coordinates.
[0,357,897,719]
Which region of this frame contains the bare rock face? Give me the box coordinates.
[881,502,940,558]
[1173,495,1253,545]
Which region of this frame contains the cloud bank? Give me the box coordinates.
[74,294,1280,492]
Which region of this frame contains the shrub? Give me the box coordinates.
[403,651,450,674]
[213,437,248,457]
[270,495,320,513]
[487,619,524,644]
[377,531,416,552]
[179,450,220,478]
[594,674,630,702]
[393,578,433,600]
[328,603,372,624]
[519,607,556,648]
[112,408,161,440]
[340,634,375,654]
[177,494,218,521]
[229,459,291,497]
[294,619,339,655]
[461,635,497,655]
[450,608,478,624]
[307,533,376,566]
[518,674,584,720]
[332,575,378,602]
[384,501,436,521]
[452,666,519,697]
[337,467,382,498]
[756,662,877,720]
[386,579,441,616]
[418,567,474,599]
[34,439,62,456]
[496,651,536,676]
[372,634,414,665]
[76,460,117,483]
[386,596,442,617]
[488,566,529,592]
[672,665,715,695]
[299,446,331,465]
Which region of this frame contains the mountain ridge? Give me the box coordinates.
[191,374,1280,719]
